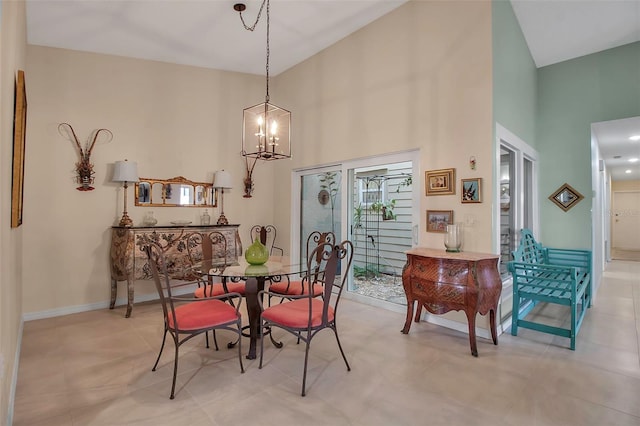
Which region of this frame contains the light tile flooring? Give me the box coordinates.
[13,260,640,426]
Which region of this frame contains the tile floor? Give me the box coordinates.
[13,259,640,426]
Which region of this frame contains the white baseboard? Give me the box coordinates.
[342,291,499,340]
[22,284,198,321]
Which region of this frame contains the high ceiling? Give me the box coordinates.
[25,0,640,180]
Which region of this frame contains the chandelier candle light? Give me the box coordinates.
[112,160,139,227]
[235,0,291,198]
[214,170,232,225]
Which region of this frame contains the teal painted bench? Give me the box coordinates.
[507,229,592,350]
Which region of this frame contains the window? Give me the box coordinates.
[357,171,387,207]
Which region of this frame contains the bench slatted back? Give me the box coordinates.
[511,229,545,265]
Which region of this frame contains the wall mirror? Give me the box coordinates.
[548,182,584,212]
[135,176,217,207]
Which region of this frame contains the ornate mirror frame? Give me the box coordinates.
[134,176,218,207]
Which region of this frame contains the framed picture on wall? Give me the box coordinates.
[461,178,482,203]
[425,168,455,196]
[426,210,453,233]
[11,70,27,228]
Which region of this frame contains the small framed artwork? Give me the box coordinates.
[11,70,27,228]
[426,210,453,233]
[461,178,482,203]
[425,168,456,196]
[548,183,584,212]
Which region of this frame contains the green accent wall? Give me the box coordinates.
[537,42,640,248]
[492,0,537,146]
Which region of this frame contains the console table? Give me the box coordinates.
[109,224,241,317]
[401,248,502,356]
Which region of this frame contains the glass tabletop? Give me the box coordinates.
[193,256,307,279]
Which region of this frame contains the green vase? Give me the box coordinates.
[245,238,269,265]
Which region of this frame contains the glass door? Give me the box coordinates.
[297,167,342,262]
[293,150,419,311]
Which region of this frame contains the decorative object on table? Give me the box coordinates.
[461,178,482,203]
[548,183,584,212]
[201,209,211,225]
[57,122,113,191]
[444,223,463,252]
[234,0,291,198]
[170,220,192,226]
[142,211,157,226]
[112,159,139,227]
[469,156,476,170]
[425,168,455,196]
[245,238,269,265]
[11,70,27,228]
[426,210,453,233]
[214,170,232,225]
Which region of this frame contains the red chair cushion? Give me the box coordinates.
[268,280,323,297]
[168,299,239,331]
[261,298,334,329]
[194,282,246,298]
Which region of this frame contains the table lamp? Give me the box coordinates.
[112,160,139,227]
[214,170,232,225]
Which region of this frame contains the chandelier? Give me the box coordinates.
[234,0,291,197]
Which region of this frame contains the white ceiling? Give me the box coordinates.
[592,117,640,182]
[25,0,640,180]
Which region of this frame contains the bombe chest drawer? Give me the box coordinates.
[401,248,502,356]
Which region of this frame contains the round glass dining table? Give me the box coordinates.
[193,256,307,359]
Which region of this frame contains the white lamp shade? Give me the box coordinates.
[112,160,139,183]
[214,170,232,189]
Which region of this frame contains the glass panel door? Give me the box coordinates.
[299,168,342,261]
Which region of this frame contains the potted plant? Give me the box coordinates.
[371,199,396,220]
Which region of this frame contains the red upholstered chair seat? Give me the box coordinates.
[268,280,323,297]
[261,298,334,329]
[168,299,240,331]
[194,282,246,298]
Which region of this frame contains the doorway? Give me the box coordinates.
[611,191,640,260]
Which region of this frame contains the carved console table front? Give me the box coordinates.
[109,224,241,317]
[401,248,502,356]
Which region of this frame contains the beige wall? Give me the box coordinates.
[24,46,280,314]
[275,0,494,253]
[612,180,640,191]
[22,0,494,319]
[21,0,494,322]
[1,1,27,423]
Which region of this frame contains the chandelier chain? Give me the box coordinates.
[237,0,270,102]
[237,0,267,31]
[265,0,270,102]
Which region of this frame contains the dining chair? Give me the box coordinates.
[258,239,354,396]
[191,231,247,299]
[144,241,244,399]
[266,231,335,306]
[249,225,284,256]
